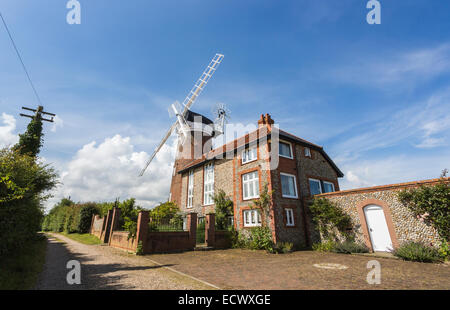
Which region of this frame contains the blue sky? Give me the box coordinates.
[1,0,449,210]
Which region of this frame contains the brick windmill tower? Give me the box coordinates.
[139,54,227,207]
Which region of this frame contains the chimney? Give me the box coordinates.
[258,113,274,129]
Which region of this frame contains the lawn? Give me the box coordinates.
[60,233,102,245]
[0,234,47,290]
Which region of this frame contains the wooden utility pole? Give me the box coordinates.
[19,106,55,123]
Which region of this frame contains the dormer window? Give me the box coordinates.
[304,147,311,157]
[242,146,257,164]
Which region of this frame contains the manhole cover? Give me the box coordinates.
[313,263,348,270]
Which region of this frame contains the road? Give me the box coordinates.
[35,233,214,290]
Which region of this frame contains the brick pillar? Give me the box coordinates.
[135,211,149,252]
[108,207,121,245]
[102,209,113,243]
[89,214,96,234]
[187,213,197,248]
[205,213,215,247]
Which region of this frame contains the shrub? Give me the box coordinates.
[309,198,353,241]
[248,227,274,253]
[136,241,144,256]
[213,190,233,230]
[438,241,449,260]
[397,178,449,243]
[393,242,442,263]
[0,148,57,256]
[274,242,294,254]
[78,204,99,233]
[312,240,336,252]
[332,241,369,254]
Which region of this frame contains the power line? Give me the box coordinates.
[0,11,43,106]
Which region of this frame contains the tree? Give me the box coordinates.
[213,189,233,230]
[13,113,44,157]
[150,201,179,219]
[0,148,58,256]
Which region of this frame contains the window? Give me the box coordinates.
[309,178,322,196]
[187,169,194,208]
[280,173,298,198]
[243,209,262,227]
[304,147,311,157]
[242,171,259,200]
[286,208,295,226]
[203,162,214,205]
[242,146,257,164]
[279,141,293,159]
[323,181,335,193]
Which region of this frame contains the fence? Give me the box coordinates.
[90,208,232,253]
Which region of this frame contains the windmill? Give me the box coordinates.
[139,53,227,177]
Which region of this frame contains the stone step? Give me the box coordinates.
[194,245,214,251]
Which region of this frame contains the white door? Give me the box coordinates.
[364,205,393,252]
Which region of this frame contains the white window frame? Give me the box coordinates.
[309,178,322,196]
[242,171,260,200]
[280,172,298,199]
[203,162,214,206]
[242,145,258,164]
[279,140,293,159]
[286,208,295,226]
[304,147,311,157]
[323,181,335,193]
[187,169,194,208]
[243,209,262,227]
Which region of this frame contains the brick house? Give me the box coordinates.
[169,114,343,248]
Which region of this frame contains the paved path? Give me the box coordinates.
[149,249,450,290]
[35,234,213,290]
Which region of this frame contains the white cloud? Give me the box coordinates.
[50,115,64,132]
[329,44,450,89]
[340,153,450,190]
[0,113,18,147]
[46,134,177,211]
[331,87,450,164]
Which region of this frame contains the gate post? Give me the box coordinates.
[206,213,215,247]
[135,211,149,253]
[102,209,113,243]
[187,213,197,248]
[108,207,121,245]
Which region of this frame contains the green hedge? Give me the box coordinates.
[0,148,57,257]
[42,200,100,234]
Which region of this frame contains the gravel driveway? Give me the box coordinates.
[35,233,214,290]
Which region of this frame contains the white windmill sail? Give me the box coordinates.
[139,53,224,176]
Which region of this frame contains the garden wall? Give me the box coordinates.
[316,178,448,251]
[90,215,105,239]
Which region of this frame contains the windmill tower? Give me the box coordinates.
[139,54,227,207]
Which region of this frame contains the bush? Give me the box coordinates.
[273,242,294,254]
[309,198,353,241]
[248,227,274,253]
[0,148,57,256]
[332,241,369,254]
[78,204,99,233]
[397,179,449,244]
[393,242,442,263]
[312,240,336,252]
[312,240,369,254]
[438,241,449,260]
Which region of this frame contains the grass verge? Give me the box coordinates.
[61,233,102,245]
[0,234,47,290]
